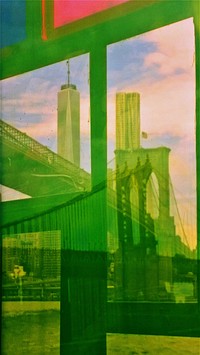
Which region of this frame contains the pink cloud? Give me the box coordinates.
[107,19,195,142]
[143,18,195,76]
[108,67,195,140]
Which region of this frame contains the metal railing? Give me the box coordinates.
[0,119,91,190]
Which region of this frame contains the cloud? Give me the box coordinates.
[108,70,195,141]
[2,87,58,149]
[140,73,195,138]
[142,18,195,76]
[107,18,195,141]
[1,55,90,149]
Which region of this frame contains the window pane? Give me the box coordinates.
[107,18,197,303]
[1,54,91,201]
[2,231,61,354]
[1,53,92,354]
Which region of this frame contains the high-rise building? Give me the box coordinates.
[116,92,140,150]
[2,231,61,280]
[57,62,80,166]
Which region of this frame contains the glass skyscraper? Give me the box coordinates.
[116,92,140,150]
[57,82,80,166]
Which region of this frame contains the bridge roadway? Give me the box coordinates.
[0,119,120,236]
[0,119,91,197]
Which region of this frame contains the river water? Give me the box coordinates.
[1,302,199,354]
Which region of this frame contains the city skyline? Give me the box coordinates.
[2,231,61,281]
[1,18,196,249]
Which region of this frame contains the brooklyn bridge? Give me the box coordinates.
[0,90,198,340]
[0,117,194,257]
[0,114,196,299]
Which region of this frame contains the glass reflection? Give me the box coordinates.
[107,18,197,303]
[2,231,61,300]
[2,231,61,354]
[1,53,91,354]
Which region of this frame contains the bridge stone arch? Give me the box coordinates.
[116,146,171,220]
[116,146,176,257]
[146,171,159,220]
[129,174,140,246]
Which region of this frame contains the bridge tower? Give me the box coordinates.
[114,157,158,300]
[114,92,175,300]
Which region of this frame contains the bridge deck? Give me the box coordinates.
[0,119,90,197]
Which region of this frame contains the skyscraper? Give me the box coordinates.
[116,92,140,150]
[57,61,80,166]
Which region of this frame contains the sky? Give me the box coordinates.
[1,54,90,151]
[1,18,196,248]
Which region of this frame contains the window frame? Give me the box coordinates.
[1,0,199,339]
